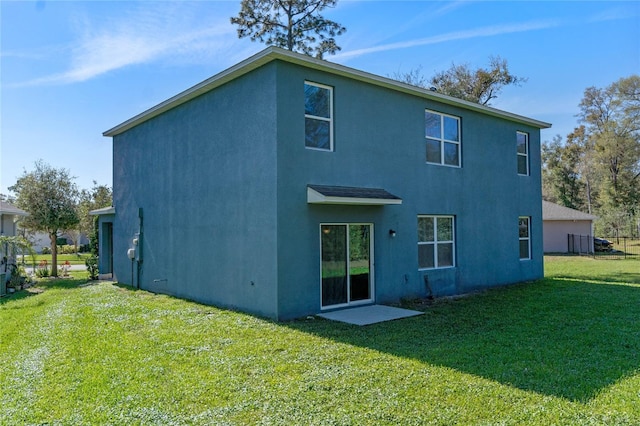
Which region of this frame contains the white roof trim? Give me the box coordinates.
[307,186,402,205]
[104,46,551,137]
[89,206,115,216]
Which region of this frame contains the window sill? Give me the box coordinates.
[425,162,461,169]
[305,146,333,152]
[419,266,456,271]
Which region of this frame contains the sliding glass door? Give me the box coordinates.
[321,224,373,308]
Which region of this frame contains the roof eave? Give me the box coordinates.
[103,46,551,137]
[89,206,116,216]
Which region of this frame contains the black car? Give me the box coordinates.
[594,237,614,252]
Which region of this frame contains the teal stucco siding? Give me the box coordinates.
[111,63,280,319]
[273,61,543,319]
[104,47,549,321]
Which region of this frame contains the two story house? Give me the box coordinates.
[98,46,551,320]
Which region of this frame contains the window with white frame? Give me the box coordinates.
[519,216,531,260]
[425,110,461,167]
[517,131,529,175]
[305,82,333,151]
[418,215,455,269]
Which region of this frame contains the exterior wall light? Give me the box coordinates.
[389,229,397,238]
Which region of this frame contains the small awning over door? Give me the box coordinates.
[307,185,402,205]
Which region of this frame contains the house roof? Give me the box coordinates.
[104,46,552,137]
[307,185,402,205]
[542,200,597,221]
[89,206,115,216]
[0,201,28,217]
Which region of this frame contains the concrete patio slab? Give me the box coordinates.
[317,304,423,326]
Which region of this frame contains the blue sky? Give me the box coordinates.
[1,1,639,195]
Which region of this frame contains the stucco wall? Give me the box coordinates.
[109,58,545,321]
[112,63,280,318]
[543,220,593,253]
[274,61,544,319]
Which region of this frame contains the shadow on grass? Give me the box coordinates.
[0,277,89,307]
[553,271,640,286]
[286,278,640,403]
[0,288,38,306]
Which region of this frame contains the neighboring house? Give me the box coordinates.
[1,201,29,291]
[97,46,551,321]
[542,200,597,253]
[0,201,28,238]
[22,230,90,253]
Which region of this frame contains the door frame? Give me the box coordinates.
[319,223,375,310]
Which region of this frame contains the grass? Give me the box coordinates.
[1,256,639,424]
[18,253,92,266]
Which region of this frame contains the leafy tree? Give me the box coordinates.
[9,161,79,277]
[389,65,428,89]
[578,75,640,232]
[230,0,346,58]
[542,135,585,210]
[391,56,527,105]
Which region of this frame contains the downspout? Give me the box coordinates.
[1,213,5,273]
[136,208,143,289]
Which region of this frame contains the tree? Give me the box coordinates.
[230,0,346,59]
[9,161,79,277]
[0,194,16,203]
[578,75,640,233]
[391,56,527,106]
[542,135,585,210]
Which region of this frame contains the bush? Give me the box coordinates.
[57,245,77,255]
[41,246,51,254]
[36,260,50,278]
[8,273,24,289]
[86,256,99,280]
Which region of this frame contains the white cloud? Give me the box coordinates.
[333,19,560,61]
[587,6,639,23]
[13,3,239,87]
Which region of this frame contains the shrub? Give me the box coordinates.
[58,245,77,255]
[86,256,99,280]
[35,268,50,278]
[36,260,50,278]
[41,246,51,254]
[7,273,23,289]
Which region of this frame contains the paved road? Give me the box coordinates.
[24,264,87,273]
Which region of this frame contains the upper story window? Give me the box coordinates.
[425,110,461,167]
[305,82,333,151]
[519,216,531,260]
[418,215,455,270]
[517,131,529,175]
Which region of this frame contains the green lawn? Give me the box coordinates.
[1,256,639,424]
[20,253,92,266]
